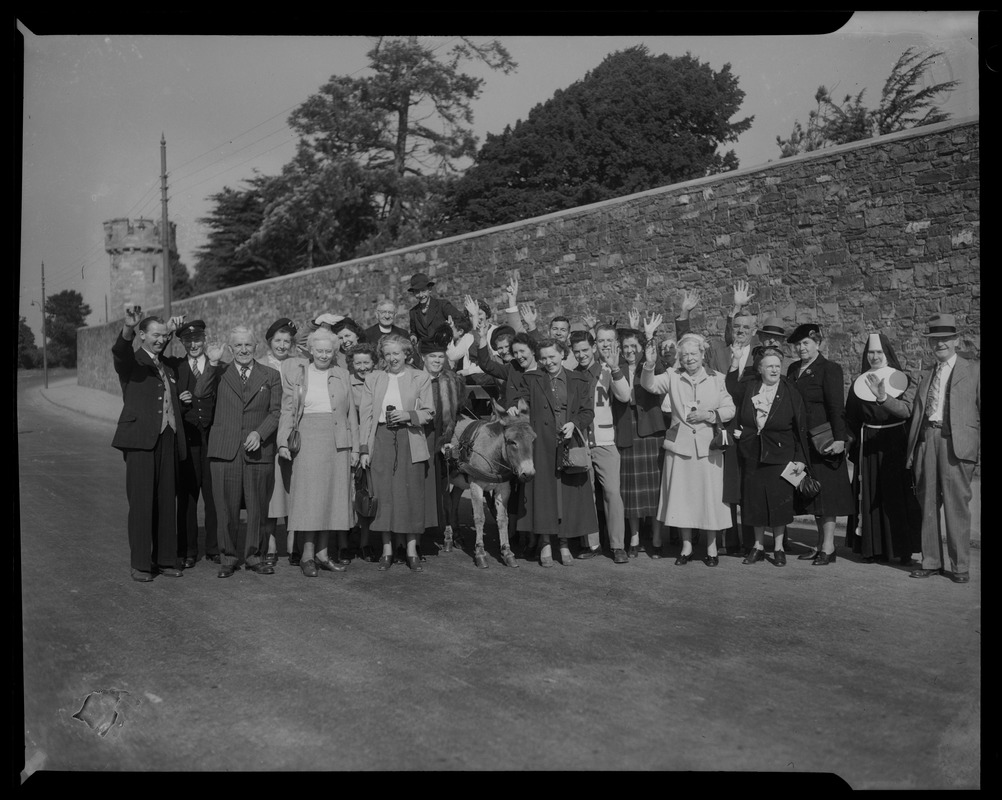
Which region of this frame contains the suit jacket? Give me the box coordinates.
[162,354,219,436]
[906,355,981,468]
[639,365,735,458]
[111,332,188,460]
[206,361,281,463]
[409,297,466,344]
[730,376,808,466]
[511,368,595,437]
[276,358,360,453]
[359,367,435,462]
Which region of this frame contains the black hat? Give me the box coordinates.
[265,317,297,341]
[490,324,516,351]
[787,323,821,344]
[419,323,454,355]
[407,272,435,293]
[177,319,207,340]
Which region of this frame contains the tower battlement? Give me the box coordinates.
[104,217,177,314]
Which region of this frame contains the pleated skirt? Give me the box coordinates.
[619,411,663,517]
[287,413,354,532]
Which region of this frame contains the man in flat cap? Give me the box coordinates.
[163,319,225,567]
[406,272,466,348]
[906,314,980,584]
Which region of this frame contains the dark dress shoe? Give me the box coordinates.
[157,566,183,577]
[246,562,275,575]
[675,553,692,566]
[181,557,197,569]
[361,546,377,563]
[703,555,720,567]
[742,548,765,565]
[798,550,818,561]
[577,547,602,559]
[301,559,319,578]
[217,566,236,578]
[812,550,837,566]
[406,556,424,572]
[288,553,301,567]
[628,544,640,559]
[949,572,970,584]
[207,554,221,564]
[338,548,353,564]
[377,554,393,571]
[263,553,279,567]
[316,557,347,573]
[909,567,942,579]
[613,549,629,564]
[131,569,154,582]
[770,551,787,567]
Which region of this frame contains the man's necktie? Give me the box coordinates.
[239,365,249,385]
[926,361,946,417]
[191,360,200,379]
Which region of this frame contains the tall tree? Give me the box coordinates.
[192,177,269,294]
[44,290,91,367]
[18,316,39,369]
[776,48,960,158]
[442,46,753,235]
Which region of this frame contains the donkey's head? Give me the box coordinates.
[501,413,536,482]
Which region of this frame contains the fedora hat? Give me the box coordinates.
[756,316,786,340]
[407,272,435,293]
[925,313,959,338]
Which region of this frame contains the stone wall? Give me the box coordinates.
[79,117,979,397]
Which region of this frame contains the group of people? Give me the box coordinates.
[112,271,979,586]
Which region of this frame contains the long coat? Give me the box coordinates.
[111,333,188,461]
[510,368,598,537]
[359,367,435,463]
[276,358,360,454]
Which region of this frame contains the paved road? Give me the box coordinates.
[18,372,980,785]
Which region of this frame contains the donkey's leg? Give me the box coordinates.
[470,482,490,569]
[496,484,518,568]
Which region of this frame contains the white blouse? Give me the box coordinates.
[303,365,333,414]
[378,371,404,423]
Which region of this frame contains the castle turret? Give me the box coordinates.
[104,217,177,315]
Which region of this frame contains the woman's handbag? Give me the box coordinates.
[287,428,301,456]
[710,422,733,451]
[809,422,835,455]
[353,466,378,518]
[559,426,591,474]
[795,467,822,501]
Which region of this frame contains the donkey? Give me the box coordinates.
[449,414,536,568]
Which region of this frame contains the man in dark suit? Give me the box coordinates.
[162,319,222,568]
[112,307,188,582]
[207,326,282,578]
[364,299,410,345]
[906,314,980,584]
[407,272,466,348]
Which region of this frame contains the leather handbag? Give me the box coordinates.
[710,422,733,451]
[287,428,301,456]
[796,467,822,501]
[353,466,378,518]
[559,426,591,474]
[809,422,835,455]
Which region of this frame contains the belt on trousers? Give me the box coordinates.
[863,420,906,430]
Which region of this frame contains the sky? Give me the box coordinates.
[17,12,981,341]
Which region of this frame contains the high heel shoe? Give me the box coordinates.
[300,559,318,578]
[377,554,393,571]
[742,548,765,565]
[675,552,692,566]
[813,550,837,566]
[406,555,423,572]
[316,557,347,572]
[797,549,818,561]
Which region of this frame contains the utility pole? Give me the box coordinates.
[160,133,172,319]
[39,261,49,389]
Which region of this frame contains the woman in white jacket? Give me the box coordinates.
[640,333,735,566]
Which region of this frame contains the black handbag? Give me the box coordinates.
[353,466,378,518]
[710,423,733,451]
[287,367,304,455]
[809,422,835,455]
[559,426,591,474]
[796,468,822,501]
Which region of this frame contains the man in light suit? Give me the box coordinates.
[906,314,980,584]
[207,326,282,578]
[112,307,188,582]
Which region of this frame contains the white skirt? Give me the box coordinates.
[656,450,732,530]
